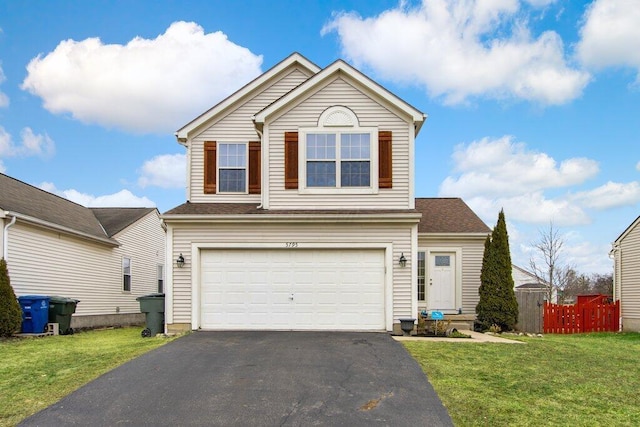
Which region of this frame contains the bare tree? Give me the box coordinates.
[529,222,574,304]
[563,270,590,301]
[590,273,613,296]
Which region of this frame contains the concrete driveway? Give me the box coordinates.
[20,331,453,426]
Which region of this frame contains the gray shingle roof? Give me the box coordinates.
[90,208,157,237]
[0,173,155,244]
[0,173,110,240]
[163,198,490,234]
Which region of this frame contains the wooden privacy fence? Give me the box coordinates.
[543,298,619,334]
[515,291,544,333]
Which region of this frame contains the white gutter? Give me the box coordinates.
[4,211,119,247]
[419,232,491,239]
[3,214,17,260]
[160,212,423,224]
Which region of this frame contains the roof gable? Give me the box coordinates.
[614,214,640,244]
[176,52,320,140]
[90,207,158,237]
[253,59,426,135]
[0,173,114,243]
[415,198,490,234]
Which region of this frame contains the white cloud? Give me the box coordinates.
[517,228,613,275]
[571,181,640,210]
[523,0,557,6]
[439,136,600,228]
[466,192,590,227]
[440,136,599,198]
[21,21,263,134]
[323,0,590,105]
[0,126,55,159]
[636,161,640,171]
[0,65,8,108]
[0,126,11,156]
[576,0,640,82]
[18,127,55,157]
[40,182,155,207]
[138,153,186,189]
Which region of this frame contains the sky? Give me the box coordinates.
[0,0,639,275]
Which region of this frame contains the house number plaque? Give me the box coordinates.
[285,242,299,248]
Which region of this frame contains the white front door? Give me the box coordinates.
[427,252,456,311]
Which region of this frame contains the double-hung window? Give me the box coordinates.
[304,131,374,190]
[306,134,336,187]
[157,264,164,294]
[123,257,131,292]
[340,133,371,187]
[218,143,247,193]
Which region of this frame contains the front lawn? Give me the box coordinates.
[0,327,176,427]
[404,333,640,426]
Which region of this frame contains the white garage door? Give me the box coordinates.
[200,249,385,330]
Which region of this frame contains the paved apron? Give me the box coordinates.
[20,331,453,426]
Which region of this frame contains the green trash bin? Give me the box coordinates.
[136,293,165,337]
[48,296,80,335]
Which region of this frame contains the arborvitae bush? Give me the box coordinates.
[0,259,23,337]
[476,210,518,331]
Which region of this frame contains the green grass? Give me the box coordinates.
[404,333,640,426]
[0,327,177,427]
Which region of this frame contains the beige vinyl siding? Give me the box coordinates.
[112,211,166,298]
[189,67,313,203]
[0,217,5,257]
[169,221,412,325]
[267,77,412,210]
[618,223,640,327]
[418,235,486,314]
[6,212,165,317]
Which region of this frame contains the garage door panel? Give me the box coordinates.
[200,249,385,330]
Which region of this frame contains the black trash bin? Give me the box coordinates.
[48,296,80,335]
[136,293,165,337]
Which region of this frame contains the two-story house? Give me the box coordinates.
[162,53,490,334]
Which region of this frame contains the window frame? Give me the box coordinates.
[298,127,378,194]
[217,142,248,194]
[417,251,426,302]
[122,257,131,293]
[157,264,164,294]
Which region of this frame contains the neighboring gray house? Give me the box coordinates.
[611,216,640,332]
[513,264,555,302]
[0,173,166,329]
[162,53,490,334]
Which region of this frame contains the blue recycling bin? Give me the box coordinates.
[18,295,50,334]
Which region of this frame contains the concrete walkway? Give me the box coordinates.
[393,330,526,343]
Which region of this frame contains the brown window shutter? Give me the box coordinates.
[378,131,392,188]
[204,141,217,194]
[248,141,261,194]
[284,132,298,189]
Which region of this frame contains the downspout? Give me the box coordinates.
[609,242,621,331]
[255,126,264,210]
[3,214,17,260]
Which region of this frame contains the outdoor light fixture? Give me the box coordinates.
[176,253,185,268]
[399,253,407,268]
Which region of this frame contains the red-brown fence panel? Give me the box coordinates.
[543,300,619,334]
